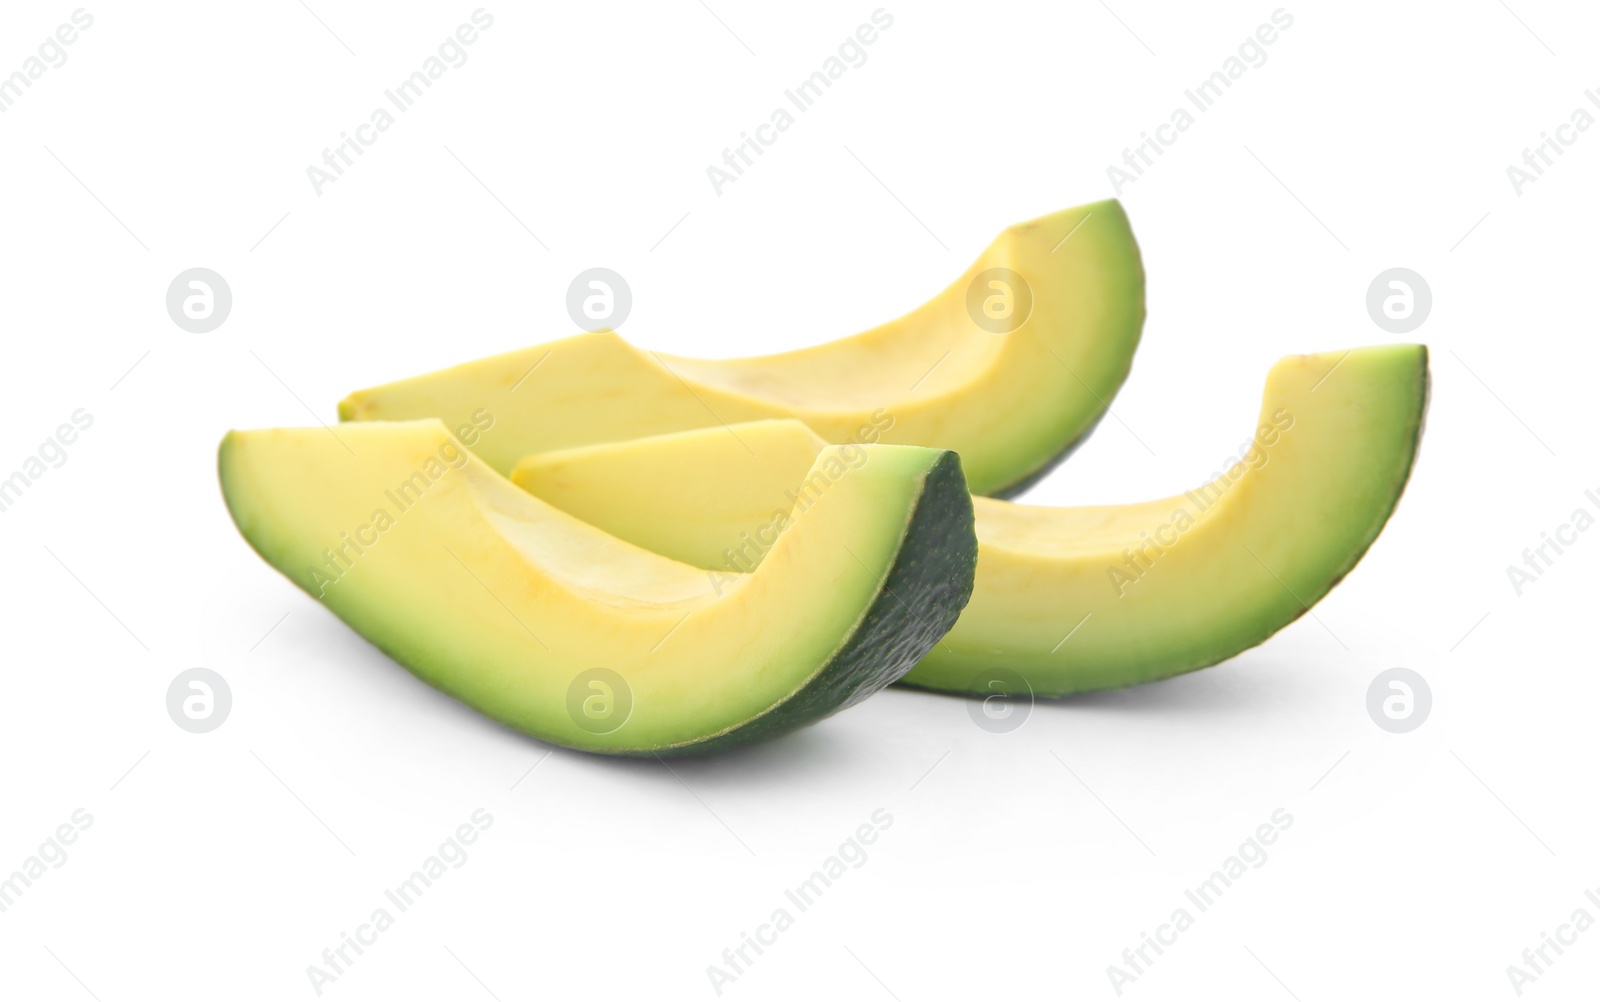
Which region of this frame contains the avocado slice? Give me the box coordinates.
[337,200,1144,498]
[219,421,976,753]
[511,345,1428,696]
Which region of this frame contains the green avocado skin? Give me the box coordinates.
[900,349,1432,699]
[222,433,976,759]
[986,203,1145,501]
[652,450,978,757]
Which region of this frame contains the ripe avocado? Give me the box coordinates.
[219,421,976,753]
[511,345,1429,696]
[338,200,1144,498]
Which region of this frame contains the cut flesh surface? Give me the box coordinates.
[338,200,1145,497]
[220,421,976,752]
[512,345,1429,696]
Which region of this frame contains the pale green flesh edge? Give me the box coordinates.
[219,438,976,755]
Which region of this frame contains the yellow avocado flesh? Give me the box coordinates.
[512,345,1429,696]
[219,421,977,752]
[338,200,1144,497]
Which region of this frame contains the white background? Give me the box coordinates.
[1,1,1595,999]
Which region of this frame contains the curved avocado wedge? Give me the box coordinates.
[338,199,1144,497]
[219,421,976,754]
[511,345,1429,697]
